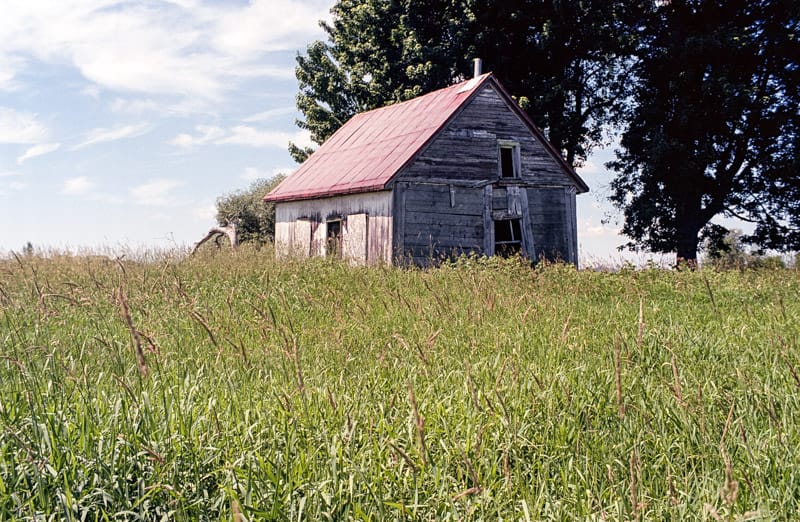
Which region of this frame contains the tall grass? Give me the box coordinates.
[1,249,798,520]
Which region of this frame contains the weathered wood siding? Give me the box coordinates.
[393,182,484,265]
[274,191,392,264]
[526,187,576,263]
[392,82,580,265]
[397,85,577,186]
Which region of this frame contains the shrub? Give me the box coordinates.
[215,175,285,245]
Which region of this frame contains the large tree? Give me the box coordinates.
[472,0,644,166]
[609,0,800,263]
[291,0,474,162]
[293,0,638,167]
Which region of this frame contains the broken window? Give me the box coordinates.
[326,218,342,258]
[494,218,523,257]
[498,141,520,178]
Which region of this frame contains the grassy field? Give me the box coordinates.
[0,250,798,520]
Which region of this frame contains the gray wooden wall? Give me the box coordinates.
[398,85,576,185]
[393,182,484,265]
[393,82,581,265]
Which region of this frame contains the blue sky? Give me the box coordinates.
[0,0,657,263]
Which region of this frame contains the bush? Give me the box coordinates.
[215,176,285,245]
[703,228,786,270]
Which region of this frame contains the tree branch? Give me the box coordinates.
[191,223,238,255]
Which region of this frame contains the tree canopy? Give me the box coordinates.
[293,0,799,263]
[292,0,636,167]
[609,0,800,262]
[291,0,474,162]
[471,0,645,166]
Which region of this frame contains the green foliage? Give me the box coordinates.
[293,0,637,167]
[609,0,800,262]
[1,252,799,518]
[215,176,285,244]
[703,228,750,269]
[472,0,643,166]
[703,228,786,269]
[292,0,476,161]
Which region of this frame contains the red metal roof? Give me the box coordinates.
[265,74,494,202]
[265,73,588,202]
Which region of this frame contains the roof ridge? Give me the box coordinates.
[349,72,494,118]
[264,71,589,204]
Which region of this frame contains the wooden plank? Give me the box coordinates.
[527,187,569,262]
[367,215,391,265]
[507,186,522,216]
[343,213,368,264]
[405,222,482,244]
[404,186,484,216]
[404,242,483,254]
[519,187,536,259]
[492,187,507,210]
[392,182,406,262]
[275,191,392,264]
[564,187,577,265]
[407,247,481,267]
[405,211,483,226]
[483,185,493,255]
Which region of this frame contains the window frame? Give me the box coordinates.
[494,218,523,257]
[497,140,521,179]
[325,217,343,258]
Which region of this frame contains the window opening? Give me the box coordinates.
[500,147,515,178]
[498,141,520,179]
[326,219,342,258]
[494,219,522,257]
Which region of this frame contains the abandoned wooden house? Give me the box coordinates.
[265,68,589,266]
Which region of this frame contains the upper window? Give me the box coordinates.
[498,140,521,178]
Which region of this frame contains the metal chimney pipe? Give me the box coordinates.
[473,58,482,78]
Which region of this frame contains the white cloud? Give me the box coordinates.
[110,98,164,115]
[169,125,312,150]
[217,126,313,149]
[72,123,150,150]
[0,0,329,102]
[169,133,195,148]
[0,107,50,144]
[130,178,183,206]
[242,106,297,123]
[241,167,262,182]
[579,219,620,238]
[212,0,330,57]
[81,85,101,98]
[0,179,26,197]
[241,166,292,182]
[63,176,95,195]
[577,160,601,176]
[17,142,61,164]
[0,170,22,178]
[168,124,225,148]
[193,204,216,220]
[0,55,24,91]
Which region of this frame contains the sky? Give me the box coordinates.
[0,0,664,264]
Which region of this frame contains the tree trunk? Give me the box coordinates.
[192,224,238,255]
[675,218,701,268]
[673,187,706,268]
